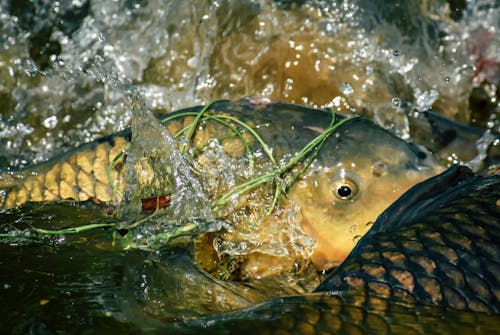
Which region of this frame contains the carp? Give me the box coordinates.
[0,99,443,273]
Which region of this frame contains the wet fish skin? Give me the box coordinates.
[316,166,500,314]
[0,101,321,210]
[0,131,130,210]
[178,292,498,335]
[174,167,500,334]
[0,99,443,274]
[407,109,500,171]
[0,100,440,210]
[1,101,498,332]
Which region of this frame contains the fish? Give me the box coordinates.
[0,99,443,273]
[315,165,499,313]
[407,109,500,172]
[172,165,500,334]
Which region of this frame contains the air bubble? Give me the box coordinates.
[340,82,354,95]
[42,116,58,129]
[392,97,402,107]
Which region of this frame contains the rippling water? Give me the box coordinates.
[0,0,499,334]
[0,0,498,168]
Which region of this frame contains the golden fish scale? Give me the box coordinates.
[0,113,256,210]
[0,136,129,210]
[317,178,500,314]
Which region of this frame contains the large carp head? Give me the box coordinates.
[286,117,444,270]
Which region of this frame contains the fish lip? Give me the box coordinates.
[367,165,475,235]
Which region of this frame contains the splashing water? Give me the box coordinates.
[1,0,498,171]
[120,102,217,248]
[81,61,216,247]
[466,130,499,172]
[0,1,499,333]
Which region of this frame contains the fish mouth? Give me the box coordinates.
[368,165,475,235]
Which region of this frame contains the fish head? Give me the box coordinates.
[287,117,445,270]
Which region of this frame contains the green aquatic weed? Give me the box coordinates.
[211,109,353,214]
[160,100,353,215]
[107,147,128,199]
[3,100,352,246]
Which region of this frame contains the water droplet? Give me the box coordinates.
[353,235,362,243]
[350,225,357,233]
[415,90,439,110]
[340,82,354,95]
[392,49,401,57]
[187,56,198,69]
[42,116,58,129]
[392,97,402,107]
[444,76,451,83]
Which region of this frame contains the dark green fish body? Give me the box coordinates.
[408,109,500,171]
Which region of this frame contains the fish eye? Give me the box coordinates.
[332,177,359,201]
[417,151,427,160]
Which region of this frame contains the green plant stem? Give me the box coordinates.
[12,103,354,245]
[172,114,256,169]
[180,101,219,153]
[212,114,355,212]
[107,148,128,199]
[29,222,116,235]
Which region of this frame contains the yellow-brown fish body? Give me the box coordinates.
[0,99,443,272]
[174,166,500,334]
[316,165,500,313]
[0,131,130,209]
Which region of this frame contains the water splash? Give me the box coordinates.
[81,60,216,247]
[120,107,216,247]
[1,0,498,170]
[373,100,411,140]
[465,130,498,172]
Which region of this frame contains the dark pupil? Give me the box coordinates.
[337,185,352,198]
[417,151,427,160]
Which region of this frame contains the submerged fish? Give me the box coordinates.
[407,109,500,172]
[174,165,500,334]
[0,99,443,272]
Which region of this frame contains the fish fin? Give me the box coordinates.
[303,126,326,134]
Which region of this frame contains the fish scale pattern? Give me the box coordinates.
[184,173,499,334]
[186,290,498,334]
[0,134,129,210]
[317,174,500,314]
